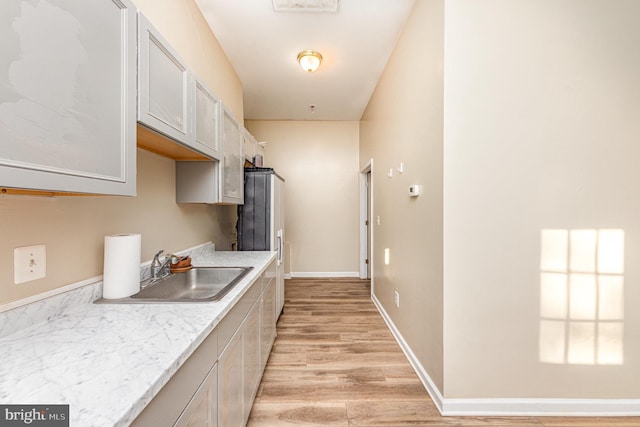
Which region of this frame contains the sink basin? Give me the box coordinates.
[95,267,253,303]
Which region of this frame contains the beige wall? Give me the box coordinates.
[245,121,360,275]
[0,0,241,306]
[359,0,640,401]
[359,0,445,392]
[443,0,640,398]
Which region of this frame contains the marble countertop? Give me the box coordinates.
[0,250,276,426]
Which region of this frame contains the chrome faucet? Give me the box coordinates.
[150,250,172,281]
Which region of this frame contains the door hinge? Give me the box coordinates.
[365,259,369,264]
[365,220,369,226]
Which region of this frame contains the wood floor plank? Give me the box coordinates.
[248,278,640,427]
[248,402,349,426]
[259,381,429,403]
[261,366,387,384]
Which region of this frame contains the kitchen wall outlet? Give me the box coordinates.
[14,245,46,284]
[394,291,400,308]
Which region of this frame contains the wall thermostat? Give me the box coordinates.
[408,185,422,197]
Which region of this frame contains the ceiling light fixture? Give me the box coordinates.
[297,50,323,73]
[273,0,339,13]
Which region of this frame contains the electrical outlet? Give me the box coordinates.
[14,245,46,284]
[394,291,400,308]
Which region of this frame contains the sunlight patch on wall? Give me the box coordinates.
[539,229,624,365]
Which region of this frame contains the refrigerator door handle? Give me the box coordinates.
[277,229,283,266]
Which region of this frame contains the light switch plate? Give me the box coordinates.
[14,245,46,284]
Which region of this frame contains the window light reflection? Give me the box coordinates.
[539,229,624,366]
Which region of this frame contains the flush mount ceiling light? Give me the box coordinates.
[273,0,338,13]
[297,50,323,73]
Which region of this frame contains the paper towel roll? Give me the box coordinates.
[103,234,141,299]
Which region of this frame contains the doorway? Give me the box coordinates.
[359,160,373,285]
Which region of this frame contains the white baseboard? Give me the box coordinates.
[442,398,640,416]
[284,273,292,279]
[290,271,360,278]
[370,294,640,417]
[371,293,445,413]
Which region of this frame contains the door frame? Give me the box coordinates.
[359,159,373,284]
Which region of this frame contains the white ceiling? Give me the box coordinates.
[195,0,416,121]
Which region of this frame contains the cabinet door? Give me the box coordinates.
[138,14,191,146]
[261,280,277,368]
[0,0,136,195]
[218,329,244,427]
[256,141,266,164]
[220,106,244,204]
[243,301,261,423]
[193,77,221,159]
[175,364,218,427]
[243,129,256,164]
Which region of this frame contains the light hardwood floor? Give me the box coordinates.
[247,278,639,426]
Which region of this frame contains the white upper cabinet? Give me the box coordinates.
[138,13,190,145]
[138,13,221,160]
[243,128,257,164]
[256,141,266,165]
[193,78,221,159]
[175,105,244,205]
[220,106,244,204]
[0,0,137,195]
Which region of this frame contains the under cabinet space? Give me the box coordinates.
[175,161,220,204]
[137,124,211,161]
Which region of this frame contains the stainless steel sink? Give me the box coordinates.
[95,267,253,303]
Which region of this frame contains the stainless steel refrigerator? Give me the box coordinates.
[237,168,285,320]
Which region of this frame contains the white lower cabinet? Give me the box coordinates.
[176,364,218,427]
[243,299,262,422]
[218,328,245,427]
[261,280,277,368]
[132,259,276,427]
[219,283,268,426]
